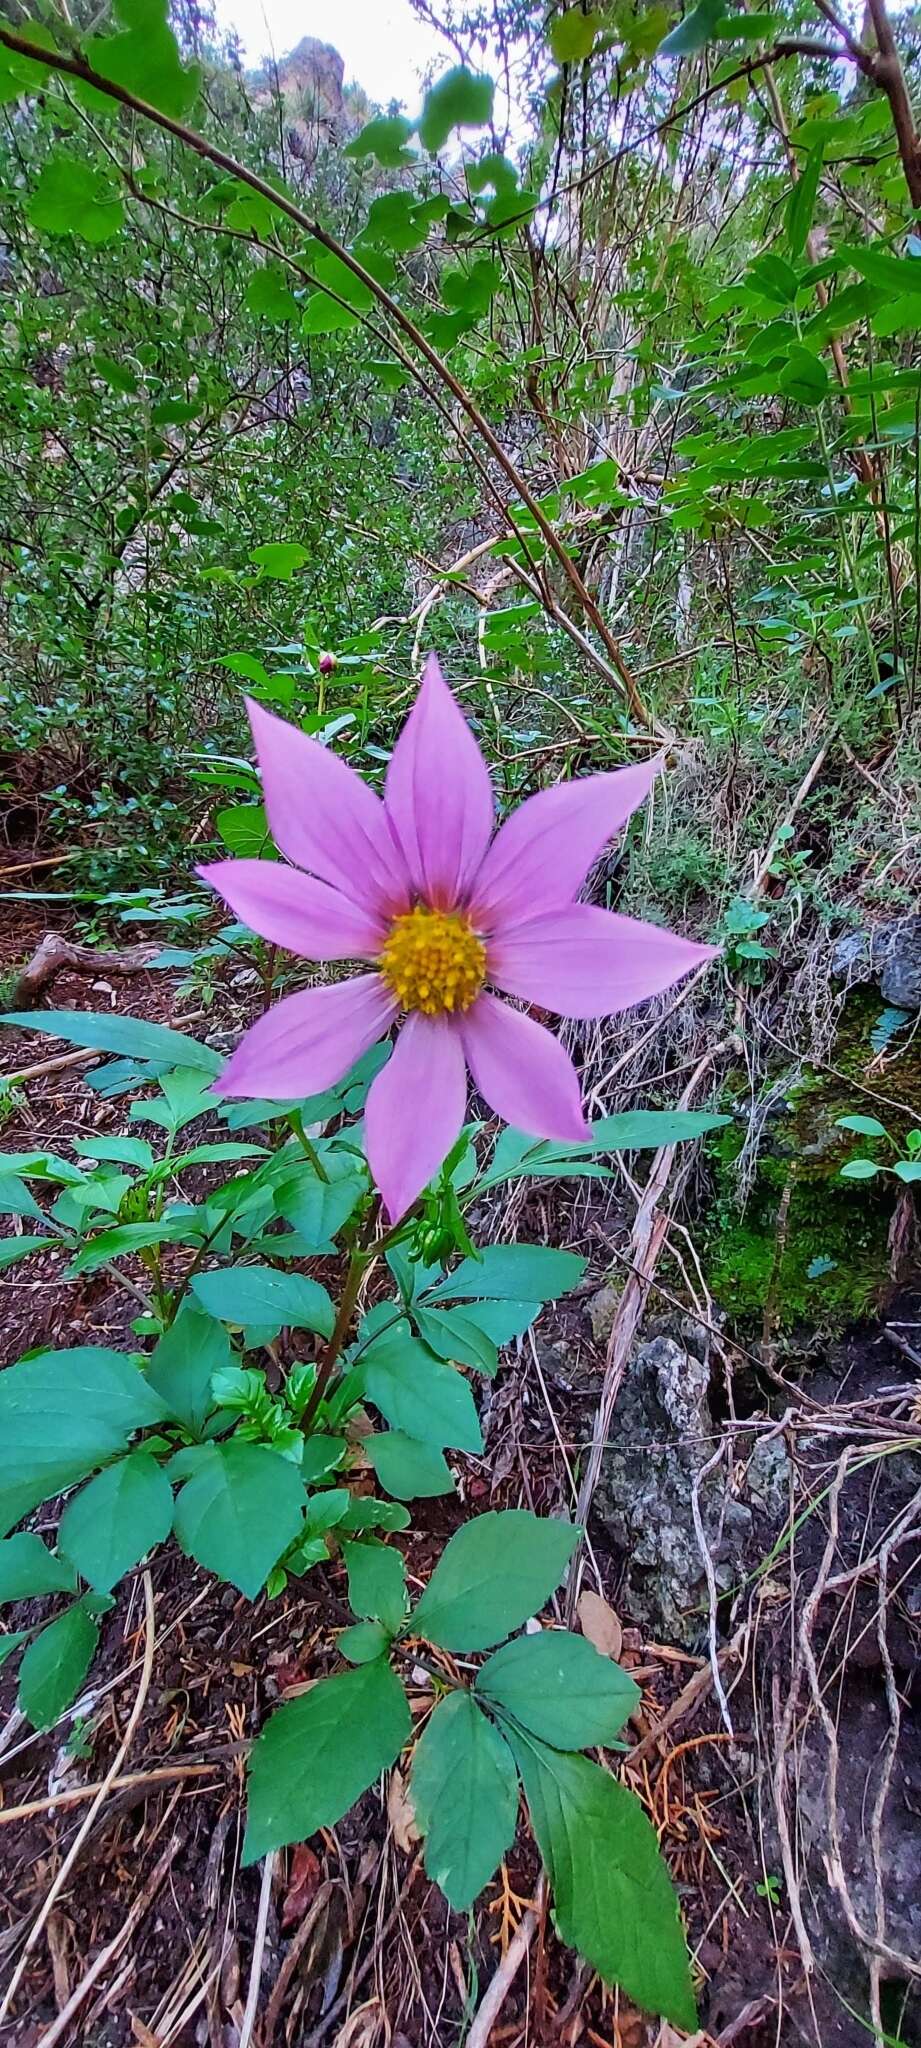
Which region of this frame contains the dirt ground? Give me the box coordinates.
[1,904,919,2048]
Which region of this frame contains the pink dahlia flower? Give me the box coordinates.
[200,656,717,1220]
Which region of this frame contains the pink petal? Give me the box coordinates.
[384,654,494,911]
[216,973,396,1099]
[246,698,409,919]
[459,994,587,1142]
[469,759,661,929]
[364,1012,467,1221]
[199,859,384,961]
[488,904,719,1020]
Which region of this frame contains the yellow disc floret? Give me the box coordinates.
[380,906,486,1016]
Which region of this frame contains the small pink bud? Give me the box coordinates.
[318,650,337,675]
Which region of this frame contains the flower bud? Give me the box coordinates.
[318,650,337,676]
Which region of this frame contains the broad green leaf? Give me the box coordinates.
[0,22,56,103]
[844,241,921,296]
[429,1244,584,1304]
[418,67,494,153]
[362,192,427,252]
[250,542,309,580]
[341,1539,406,1632]
[510,1734,696,2031]
[362,1334,483,1452]
[0,1235,50,1271]
[0,1175,45,1220]
[411,1511,579,1652]
[412,1305,498,1376]
[477,1630,639,1749]
[892,1161,921,1183]
[301,292,360,335]
[659,0,723,56]
[778,343,828,404]
[586,1111,730,1150]
[273,1159,366,1250]
[216,802,272,856]
[17,1606,99,1730]
[147,1302,231,1435]
[786,149,822,259]
[365,1432,456,1501]
[0,1347,168,1537]
[0,1630,28,1670]
[0,1533,75,1603]
[244,1656,410,1862]
[344,113,414,166]
[1,1010,220,1075]
[456,1299,540,1345]
[58,1453,173,1593]
[73,1135,154,1169]
[339,1619,390,1663]
[87,0,200,118]
[840,1158,880,1179]
[550,9,603,63]
[27,156,124,244]
[244,263,298,323]
[173,1442,306,1597]
[835,1115,889,1139]
[191,1265,334,1338]
[411,1690,519,1909]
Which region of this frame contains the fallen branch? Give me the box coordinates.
[8,931,161,1009]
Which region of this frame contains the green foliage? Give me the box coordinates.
[411,1511,580,1651]
[411,1690,519,1909]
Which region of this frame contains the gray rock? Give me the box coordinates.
[832,916,921,1010]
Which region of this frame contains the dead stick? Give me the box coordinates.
[0,1761,219,1825]
[33,1830,183,2048]
[9,933,161,1009]
[466,1898,542,2048]
[1,1049,100,1083]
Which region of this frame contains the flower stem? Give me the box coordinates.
[300,1234,372,1435]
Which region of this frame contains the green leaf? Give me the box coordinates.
[250,542,310,581]
[339,1619,391,1663]
[786,149,822,259]
[341,1539,406,1632]
[365,1432,456,1501]
[0,23,56,103]
[173,1442,306,1597]
[412,1305,498,1376]
[835,1115,889,1139]
[418,67,495,153]
[73,1135,154,1169]
[67,1216,198,1276]
[244,1656,410,1862]
[191,1266,334,1339]
[510,1735,696,2030]
[429,1244,584,1304]
[17,1606,99,1730]
[0,1630,28,1670]
[147,1303,231,1435]
[244,263,298,323]
[87,0,200,119]
[0,1235,50,1272]
[362,1334,483,1452]
[477,1630,639,1749]
[840,1158,881,1179]
[778,343,828,404]
[0,1533,75,1603]
[27,156,124,244]
[216,802,272,857]
[58,1452,173,1593]
[659,0,723,56]
[0,1347,168,1537]
[344,113,414,166]
[550,8,603,63]
[1,1010,220,1075]
[412,1690,519,1910]
[892,1161,921,1183]
[0,1175,46,1220]
[411,1511,579,1652]
[273,1159,366,1251]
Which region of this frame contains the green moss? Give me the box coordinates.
[703,990,916,1330]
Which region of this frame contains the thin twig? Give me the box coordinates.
[238,1851,276,2048]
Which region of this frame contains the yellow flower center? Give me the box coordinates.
[380,906,486,1017]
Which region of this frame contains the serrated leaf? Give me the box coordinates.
[344,113,414,166]
[58,1453,173,1592]
[0,1533,75,1603]
[244,1657,410,1861]
[27,156,124,244]
[173,1442,306,1597]
[510,1734,697,2030]
[412,1690,519,1909]
[250,542,310,581]
[245,264,298,323]
[365,1433,456,1501]
[478,1629,639,1748]
[17,1606,99,1730]
[412,1511,579,1652]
